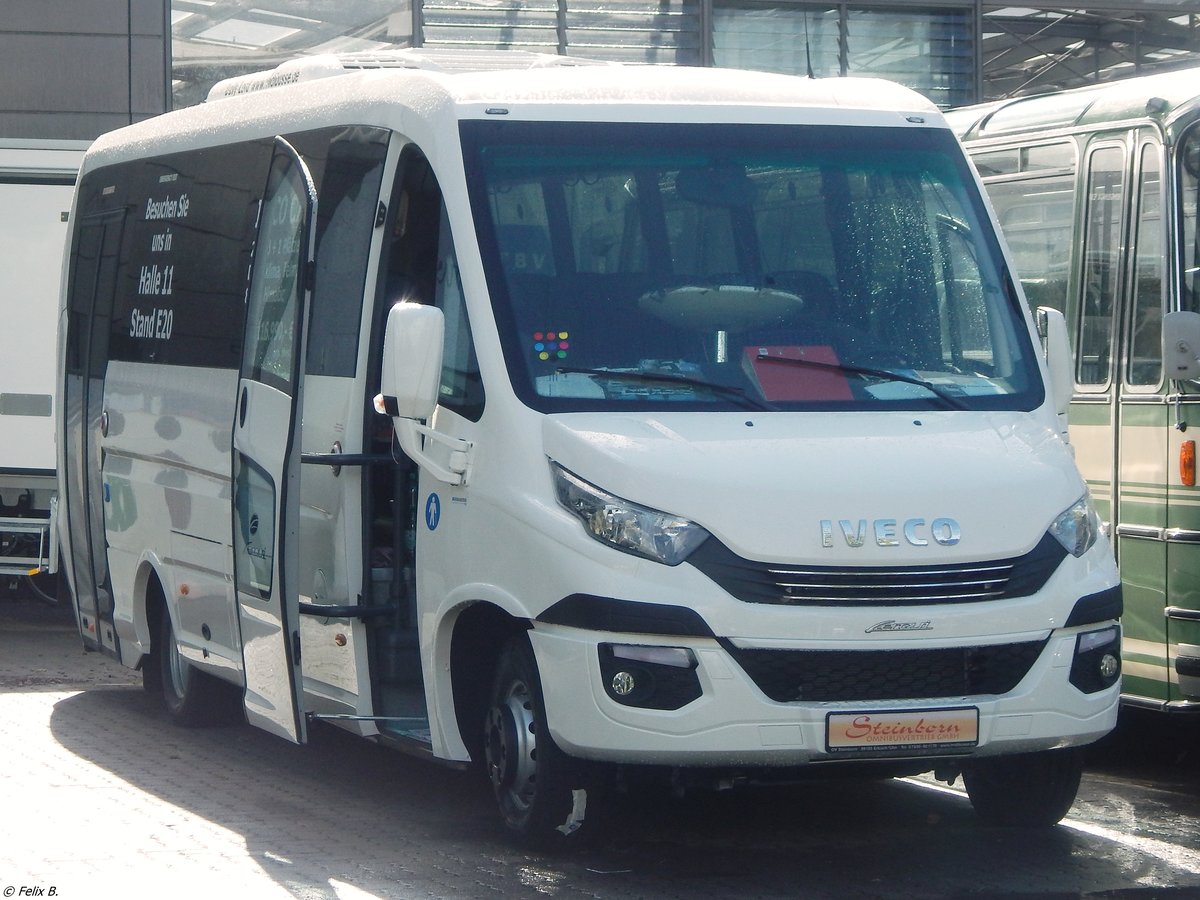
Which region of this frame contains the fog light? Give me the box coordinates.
[611,671,636,696]
[599,643,702,710]
[1069,625,1121,693]
[1099,653,1119,679]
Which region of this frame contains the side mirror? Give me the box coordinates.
[1163,310,1200,381]
[1037,307,1073,416]
[379,302,444,421]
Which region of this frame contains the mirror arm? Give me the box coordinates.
[392,417,473,486]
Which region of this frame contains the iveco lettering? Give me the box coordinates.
[821,517,961,548]
[56,49,1121,846]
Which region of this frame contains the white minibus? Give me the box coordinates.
[58,50,1121,843]
[1,140,86,598]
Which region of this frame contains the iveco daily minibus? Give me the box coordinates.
[58,49,1121,843]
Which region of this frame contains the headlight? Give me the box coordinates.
[551,463,709,565]
[1049,494,1102,558]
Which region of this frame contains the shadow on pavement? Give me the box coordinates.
[45,683,1200,899]
[48,686,503,896]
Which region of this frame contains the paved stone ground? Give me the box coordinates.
[1,599,584,900]
[0,597,138,691]
[0,600,290,897]
[0,600,657,899]
[5,597,1200,900]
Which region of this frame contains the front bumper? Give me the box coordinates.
[530,623,1120,767]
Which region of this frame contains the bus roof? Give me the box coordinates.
[946,64,1200,140]
[84,50,941,170]
[202,48,936,112]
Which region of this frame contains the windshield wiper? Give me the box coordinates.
[556,367,777,411]
[753,353,970,411]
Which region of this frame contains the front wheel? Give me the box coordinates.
[483,634,593,847]
[963,748,1084,827]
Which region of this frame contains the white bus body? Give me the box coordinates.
[1,140,85,589]
[58,51,1122,842]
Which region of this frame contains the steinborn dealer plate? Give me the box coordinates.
[826,707,979,755]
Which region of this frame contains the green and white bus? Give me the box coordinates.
[948,69,1200,712]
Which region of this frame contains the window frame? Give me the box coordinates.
[1074,140,1128,393]
[1122,137,1166,393]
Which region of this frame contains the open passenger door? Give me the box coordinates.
[231,138,317,743]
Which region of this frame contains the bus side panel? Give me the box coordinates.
[61,207,124,653]
[1168,416,1200,703]
[1167,540,1200,702]
[1118,402,1170,704]
[65,141,268,667]
[1071,406,1115,525]
[102,362,241,669]
[1121,538,1170,702]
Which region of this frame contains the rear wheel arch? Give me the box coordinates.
[139,567,167,694]
[136,563,231,725]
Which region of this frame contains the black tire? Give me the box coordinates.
[142,641,163,695]
[158,609,226,726]
[963,748,1084,827]
[483,634,593,847]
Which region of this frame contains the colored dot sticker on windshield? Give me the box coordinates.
[533,329,570,362]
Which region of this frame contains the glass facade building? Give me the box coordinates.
[171,2,1200,110]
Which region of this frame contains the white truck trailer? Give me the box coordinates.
[1,140,86,599]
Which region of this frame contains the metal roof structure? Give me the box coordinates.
[981,4,1200,98]
[168,1,1200,109]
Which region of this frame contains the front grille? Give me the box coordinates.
[689,532,1065,606]
[724,639,1048,702]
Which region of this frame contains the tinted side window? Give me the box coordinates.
[382,148,484,421]
[303,128,388,377]
[108,142,269,368]
[434,203,484,418]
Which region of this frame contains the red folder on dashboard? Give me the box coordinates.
[743,345,854,401]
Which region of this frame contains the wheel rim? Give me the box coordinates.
[485,677,538,814]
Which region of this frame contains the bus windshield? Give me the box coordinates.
[461,120,1042,413]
